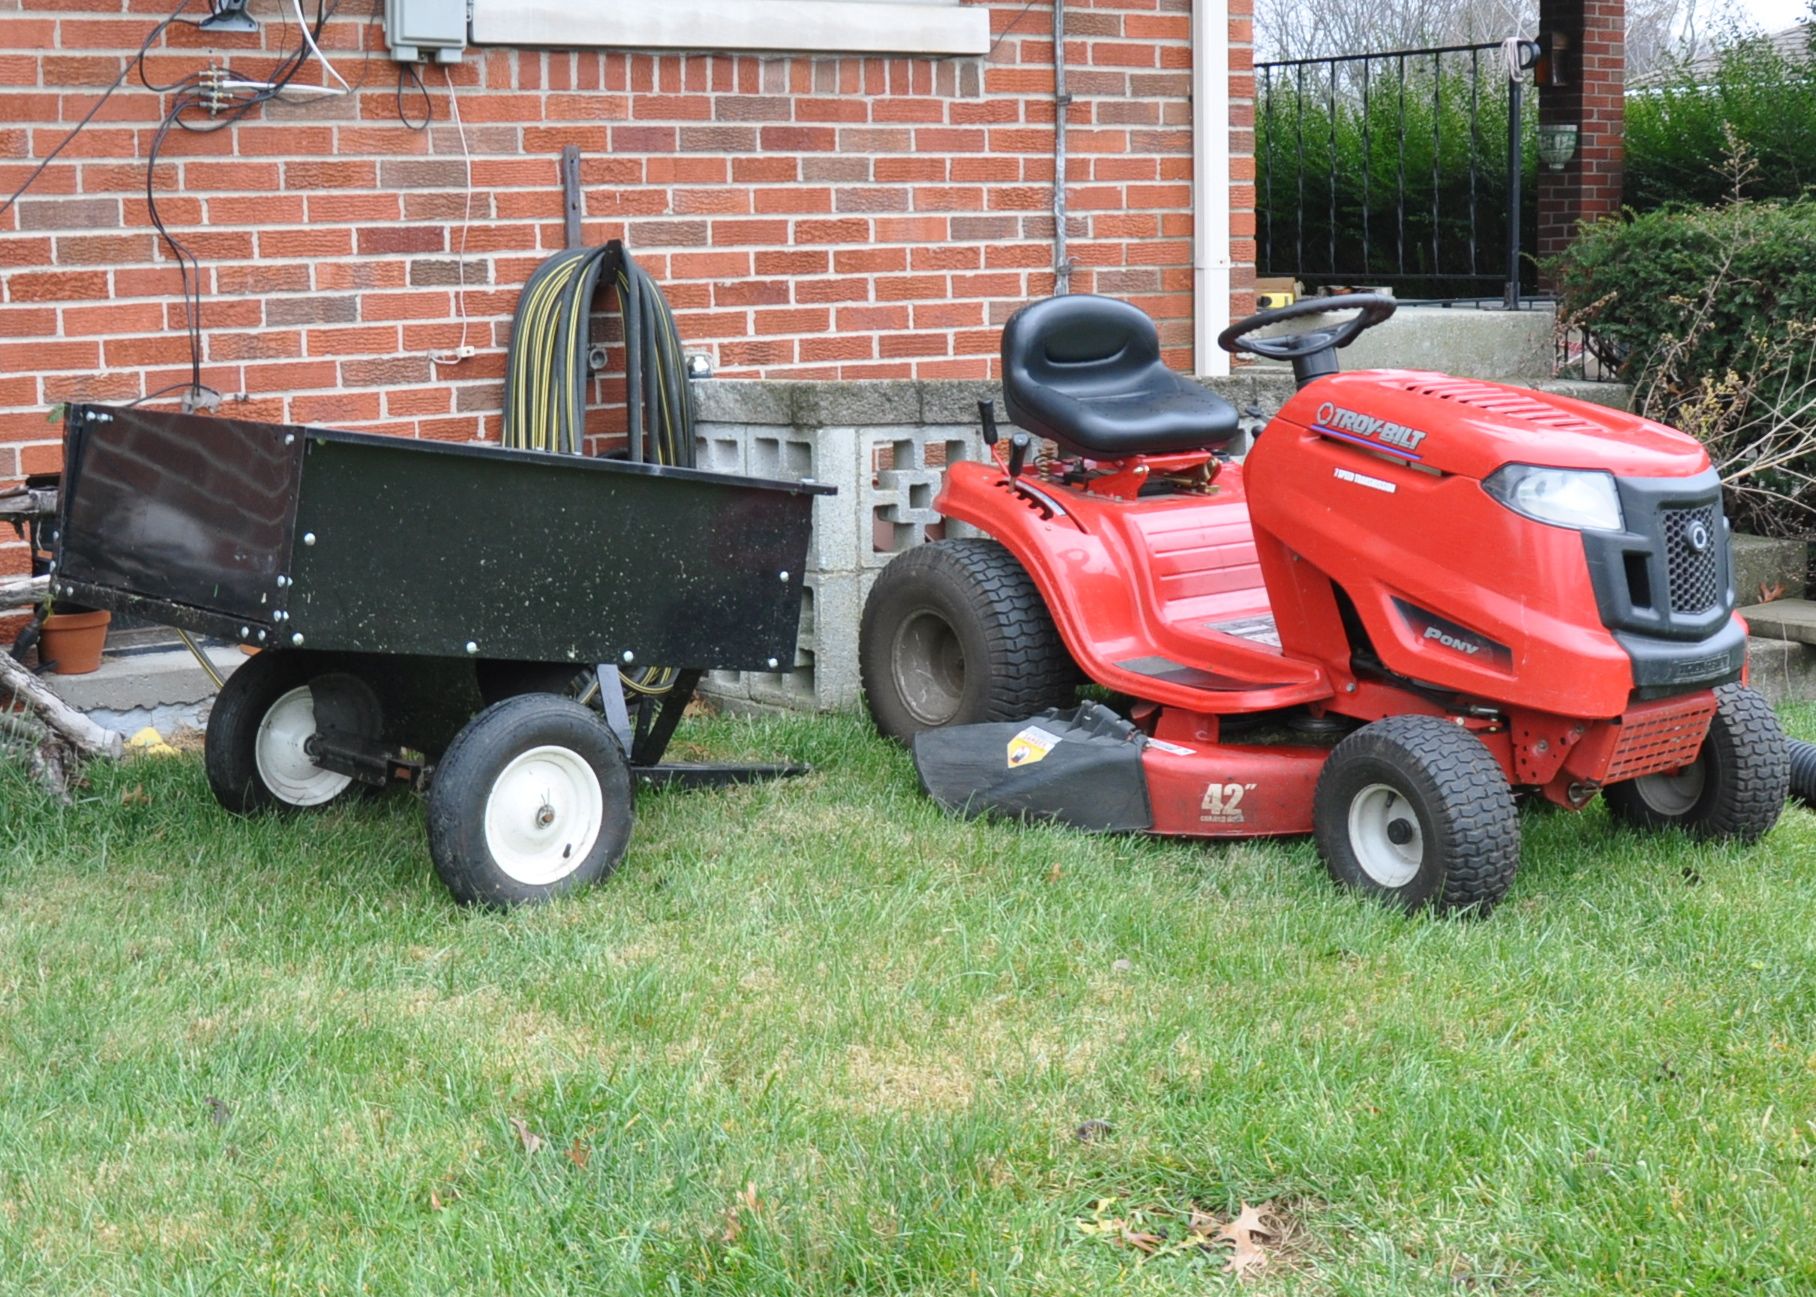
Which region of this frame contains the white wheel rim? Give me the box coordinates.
[1347,782,1424,888]
[255,685,355,807]
[1629,761,1706,816]
[483,745,604,887]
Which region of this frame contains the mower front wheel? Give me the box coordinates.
[860,538,1076,744]
[1603,683,1788,842]
[1313,715,1521,916]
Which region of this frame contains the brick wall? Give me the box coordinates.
[1536,0,1624,271]
[0,0,1251,611]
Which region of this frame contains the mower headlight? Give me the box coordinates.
[1483,465,1625,533]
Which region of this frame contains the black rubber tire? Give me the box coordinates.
[205,651,372,815]
[859,538,1077,745]
[1313,715,1520,916]
[425,694,634,908]
[1788,738,1816,808]
[1603,683,1789,841]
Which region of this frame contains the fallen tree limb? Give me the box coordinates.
[0,575,48,609]
[0,648,120,799]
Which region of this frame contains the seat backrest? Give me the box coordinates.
[1002,295,1161,408]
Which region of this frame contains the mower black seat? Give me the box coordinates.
[1001,295,1239,458]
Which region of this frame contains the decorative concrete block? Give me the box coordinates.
[859,425,987,567]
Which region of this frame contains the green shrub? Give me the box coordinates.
[1553,199,1816,535]
[1256,65,1538,298]
[1626,26,1816,211]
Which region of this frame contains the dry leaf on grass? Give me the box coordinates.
[507,1116,542,1154]
[565,1138,591,1170]
[120,784,150,806]
[1081,1197,1290,1277]
[719,1182,763,1245]
[1074,1119,1113,1143]
[1212,1202,1281,1280]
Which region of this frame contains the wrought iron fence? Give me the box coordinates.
[1257,41,1539,305]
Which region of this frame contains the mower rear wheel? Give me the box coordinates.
[860,538,1076,744]
[426,694,634,908]
[1603,683,1788,842]
[1313,715,1520,915]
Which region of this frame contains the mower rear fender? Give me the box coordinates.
[934,460,1330,713]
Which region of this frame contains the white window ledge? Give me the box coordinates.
[472,0,991,57]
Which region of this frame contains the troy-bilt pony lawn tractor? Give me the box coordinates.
[859,294,1790,914]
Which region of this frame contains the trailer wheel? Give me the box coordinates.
[1313,715,1520,916]
[1604,684,1788,842]
[860,538,1076,744]
[205,652,377,813]
[426,694,633,908]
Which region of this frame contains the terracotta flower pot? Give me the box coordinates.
[40,609,111,675]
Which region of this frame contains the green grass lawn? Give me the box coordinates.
[2,704,1814,1295]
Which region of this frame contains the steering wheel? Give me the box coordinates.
[1216,293,1397,360]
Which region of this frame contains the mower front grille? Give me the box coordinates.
[1661,504,1721,613]
[1602,694,1717,782]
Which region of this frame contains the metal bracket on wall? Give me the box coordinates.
[561,145,584,251]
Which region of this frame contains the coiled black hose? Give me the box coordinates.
[501,239,694,467]
[1791,738,1816,806]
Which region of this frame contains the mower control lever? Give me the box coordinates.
[1007,432,1031,478]
[1216,293,1397,388]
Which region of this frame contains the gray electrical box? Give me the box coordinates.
[385,0,467,64]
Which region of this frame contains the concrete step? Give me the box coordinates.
[1733,535,1811,605]
[1740,598,1816,647]
[1747,633,1816,707]
[1256,303,1559,380]
[40,643,242,735]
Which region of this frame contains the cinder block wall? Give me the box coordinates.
[0,0,1256,635]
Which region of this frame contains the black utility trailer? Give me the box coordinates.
[52,403,831,906]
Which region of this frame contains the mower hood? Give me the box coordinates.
[1280,370,1712,481]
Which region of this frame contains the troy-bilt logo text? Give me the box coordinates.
[1314,402,1428,457]
[1201,781,1257,825]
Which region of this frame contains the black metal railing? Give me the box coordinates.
[1257,41,1539,305]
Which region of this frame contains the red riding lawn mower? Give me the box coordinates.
[858,294,1792,915]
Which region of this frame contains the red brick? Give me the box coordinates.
[0,4,1234,393]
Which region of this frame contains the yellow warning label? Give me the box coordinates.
[1006,725,1062,769]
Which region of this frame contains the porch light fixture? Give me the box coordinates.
[1538,122,1579,172]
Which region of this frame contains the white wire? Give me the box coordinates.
[431,62,476,373]
[291,0,350,92]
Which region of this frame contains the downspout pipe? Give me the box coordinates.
[1192,0,1232,376]
[1053,0,1071,295]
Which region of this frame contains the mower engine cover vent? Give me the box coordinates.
[912,701,1153,831]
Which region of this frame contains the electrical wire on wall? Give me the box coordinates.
[429,64,477,369]
[2,0,390,412]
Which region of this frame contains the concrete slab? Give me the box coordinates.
[1739,599,1816,646]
